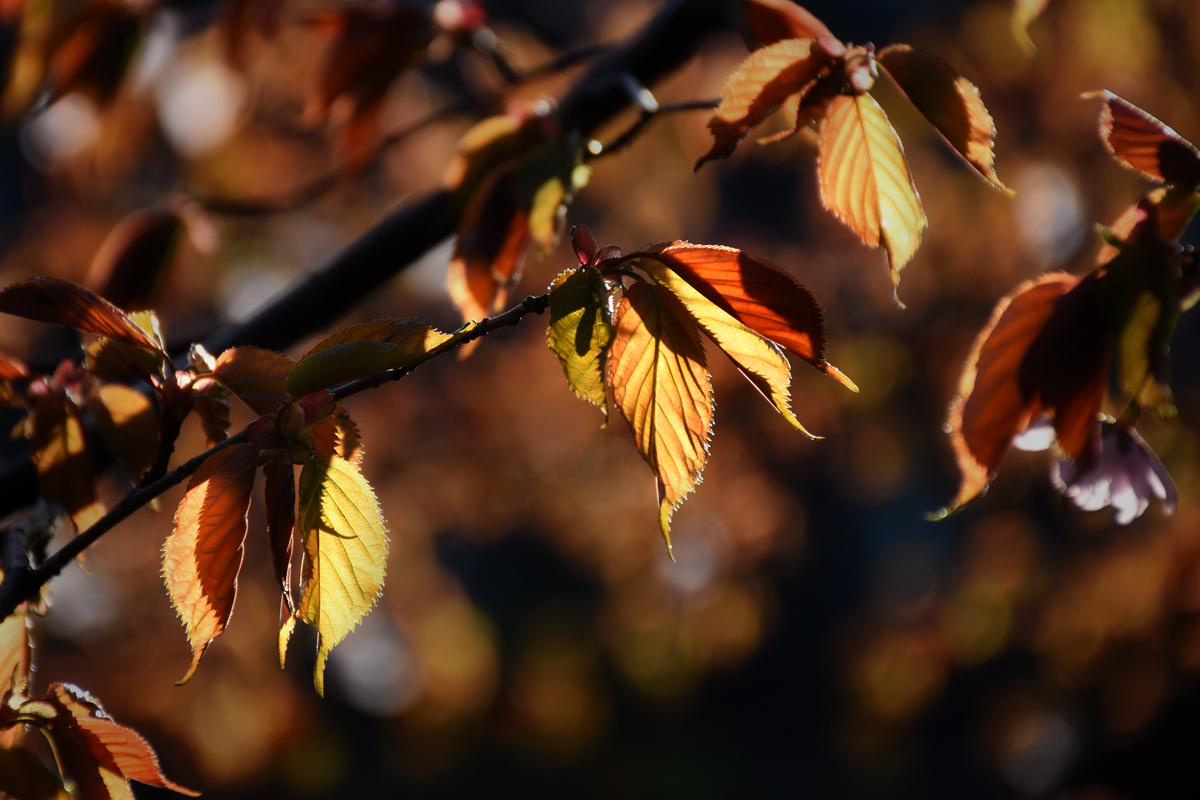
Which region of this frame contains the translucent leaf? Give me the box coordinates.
[84,383,158,483]
[163,443,257,684]
[297,455,388,694]
[211,346,295,414]
[287,321,452,399]
[28,390,102,532]
[877,44,1009,192]
[608,283,713,552]
[0,278,166,354]
[547,267,613,421]
[308,406,363,464]
[82,311,167,380]
[1094,91,1200,187]
[741,0,833,47]
[818,93,927,301]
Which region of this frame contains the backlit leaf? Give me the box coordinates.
[82,311,168,380]
[696,37,842,169]
[163,443,257,684]
[741,0,833,46]
[29,389,102,532]
[22,683,197,798]
[287,321,453,398]
[644,243,856,389]
[0,745,68,800]
[818,93,927,300]
[297,455,388,694]
[608,283,714,552]
[547,267,613,421]
[513,140,591,255]
[211,346,295,414]
[877,44,1008,192]
[84,383,158,483]
[1094,91,1200,187]
[263,450,295,605]
[0,277,166,354]
[942,273,1078,515]
[309,406,363,464]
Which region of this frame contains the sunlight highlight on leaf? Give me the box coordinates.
[212,345,295,414]
[287,320,452,398]
[547,267,613,421]
[0,277,165,353]
[29,390,102,532]
[1093,91,1200,187]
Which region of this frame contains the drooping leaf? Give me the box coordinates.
[740,0,833,47]
[297,455,388,694]
[84,383,158,483]
[941,273,1078,515]
[1094,91,1200,187]
[28,388,102,532]
[0,745,68,800]
[818,93,927,300]
[163,443,257,684]
[640,261,814,437]
[643,243,856,389]
[211,346,295,414]
[82,310,168,380]
[696,37,843,169]
[547,267,613,420]
[17,683,197,798]
[0,278,166,354]
[607,283,714,552]
[877,44,1008,192]
[287,321,453,398]
[85,209,183,312]
[1012,0,1050,52]
[263,450,296,606]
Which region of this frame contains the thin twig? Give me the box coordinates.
[592,97,719,158]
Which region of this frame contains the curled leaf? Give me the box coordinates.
[1093,91,1200,187]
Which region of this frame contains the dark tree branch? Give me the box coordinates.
[593,97,720,158]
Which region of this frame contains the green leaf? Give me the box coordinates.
[547,267,613,422]
[287,321,453,398]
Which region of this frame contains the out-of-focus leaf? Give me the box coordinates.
[211,346,295,414]
[1012,0,1050,52]
[28,389,102,532]
[608,283,713,552]
[1094,91,1200,188]
[221,0,284,67]
[0,597,31,729]
[263,450,295,606]
[0,745,67,800]
[0,352,29,381]
[547,267,613,421]
[740,0,833,47]
[513,141,591,255]
[643,243,856,389]
[696,37,842,169]
[640,260,814,437]
[85,209,183,312]
[287,321,453,398]
[163,444,257,684]
[941,273,1078,515]
[18,683,198,798]
[818,93,927,301]
[1117,290,1173,414]
[83,310,167,380]
[877,45,1008,192]
[45,0,143,106]
[297,455,388,694]
[442,110,542,193]
[0,278,166,355]
[84,383,158,483]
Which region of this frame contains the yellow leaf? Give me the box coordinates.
[607,283,713,553]
[85,383,158,483]
[297,455,388,695]
[818,93,927,302]
[640,261,817,438]
[547,267,613,422]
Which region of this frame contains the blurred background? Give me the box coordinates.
[3,0,1200,797]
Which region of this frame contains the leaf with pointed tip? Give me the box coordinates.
[287,321,453,398]
[942,273,1078,515]
[547,267,613,421]
[163,443,257,684]
[0,746,68,800]
[20,683,198,798]
[818,93,927,300]
[608,283,713,552]
[84,383,158,483]
[29,390,102,532]
[877,45,1008,192]
[741,0,833,47]
[297,455,388,695]
[697,37,842,169]
[644,243,855,390]
[212,346,295,414]
[263,450,296,606]
[1092,92,1200,187]
[82,310,168,380]
[0,278,165,354]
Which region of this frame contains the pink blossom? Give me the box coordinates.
[1050,423,1178,525]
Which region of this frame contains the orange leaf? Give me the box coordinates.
[0,277,166,355]
[608,283,714,552]
[28,388,102,532]
[818,93,927,300]
[211,346,295,414]
[45,1,143,106]
[85,209,183,312]
[1097,186,1200,265]
[84,383,158,483]
[22,683,197,797]
[877,44,1009,192]
[942,273,1078,514]
[741,0,833,47]
[696,36,843,169]
[263,450,295,606]
[1094,91,1200,187]
[644,243,856,389]
[163,443,257,684]
[0,351,29,381]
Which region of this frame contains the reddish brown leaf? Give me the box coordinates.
[741,0,833,47]
[0,351,29,381]
[1095,91,1200,187]
[194,386,232,449]
[696,36,843,169]
[308,406,362,464]
[211,346,295,414]
[28,387,102,532]
[0,278,166,354]
[84,383,158,483]
[163,443,257,684]
[85,209,183,312]
[644,243,856,389]
[877,44,1008,192]
[263,450,296,605]
[943,273,1078,514]
[45,0,143,106]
